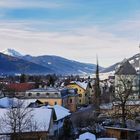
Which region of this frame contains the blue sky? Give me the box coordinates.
[0,0,140,67]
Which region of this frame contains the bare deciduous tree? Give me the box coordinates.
[0,100,34,140]
[113,75,139,127]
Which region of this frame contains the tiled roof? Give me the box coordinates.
[6,83,35,92]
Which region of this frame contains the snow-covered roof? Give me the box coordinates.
[0,97,18,108]
[42,104,71,121]
[97,138,117,140]
[21,99,37,107]
[53,105,70,121]
[77,132,96,140]
[32,108,52,131]
[70,81,88,90]
[26,87,59,93]
[100,103,113,110]
[105,126,136,131]
[0,97,38,108]
[0,108,52,133]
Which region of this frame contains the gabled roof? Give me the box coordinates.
[115,60,137,75]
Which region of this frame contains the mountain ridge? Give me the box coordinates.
[0,48,101,75]
[102,53,140,73]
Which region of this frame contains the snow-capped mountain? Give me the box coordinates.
[0,48,103,75]
[2,48,23,57]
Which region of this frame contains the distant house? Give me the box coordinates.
[0,104,71,139]
[0,108,54,140]
[115,60,139,100]
[47,104,71,136]
[3,83,35,97]
[25,87,78,112]
[105,126,136,140]
[67,81,88,105]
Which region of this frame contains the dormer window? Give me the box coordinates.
[46,93,49,96]
[28,93,32,96]
[36,93,40,96]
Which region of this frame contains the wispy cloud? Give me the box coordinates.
[0,0,61,9]
[0,0,139,67]
[0,23,138,67]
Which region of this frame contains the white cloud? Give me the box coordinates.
[106,10,140,40]
[0,0,61,9]
[0,23,138,67]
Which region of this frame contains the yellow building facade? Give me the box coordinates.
[67,82,87,105]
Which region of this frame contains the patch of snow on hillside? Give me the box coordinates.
[48,62,52,65]
[78,70,87,74]
[2,48,23,57]
[129,59,134,64]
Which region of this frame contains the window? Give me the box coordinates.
[79,94,82,97]
[36,93,40,96]
[46,93,49,96]
[55,93,58,96]
[70,99,72,103]
[28,93,32,96]
[79,99,81,103]
[45,102,48,105]
[54,101,57,105]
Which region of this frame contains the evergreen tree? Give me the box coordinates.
[63,117,73,139]
[94,58,101,114]
[20,74,27,83]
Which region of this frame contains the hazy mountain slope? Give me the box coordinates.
[1,48,103,75]
[0,53,53,75]
[21,55,99,75]
[102,54,139,73]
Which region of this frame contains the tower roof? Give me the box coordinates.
[115,60,137,75]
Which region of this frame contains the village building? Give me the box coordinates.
[2,83,35,97]
[115,60,139,100]
[105,126,136,140]
[67,81,89,105]
[0,101,71,140]
[25,86,78,112]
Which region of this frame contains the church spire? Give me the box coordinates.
[94,55,101,114]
